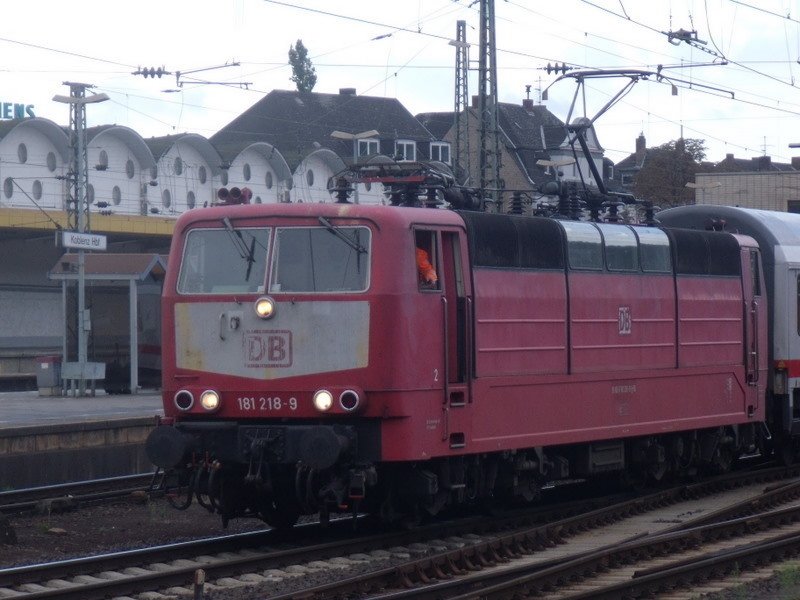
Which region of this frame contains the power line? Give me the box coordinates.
[729,0,800,25]
[0,35,135,68]
[578,0,800,90]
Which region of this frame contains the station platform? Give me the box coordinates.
[0,389,163,429]
[0,390,164,488]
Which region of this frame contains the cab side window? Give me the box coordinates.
[415,230,440,290]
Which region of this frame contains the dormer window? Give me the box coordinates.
[358,138,379,157]
[430,142,450,164]
[395,140,416,161]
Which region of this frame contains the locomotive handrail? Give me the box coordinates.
[749,299,759,385]
[441,295,450,442]
[465,296,473,402]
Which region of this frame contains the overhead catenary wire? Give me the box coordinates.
[0,0,796,166]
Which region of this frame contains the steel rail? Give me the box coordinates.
[0,473,156,514]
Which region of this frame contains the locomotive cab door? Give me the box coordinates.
[415,228,472,448]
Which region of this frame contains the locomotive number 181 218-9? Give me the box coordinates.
[236,396,298,412]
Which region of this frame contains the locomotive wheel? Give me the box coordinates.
[777,436,797,466]
[259,499,300,530]
[710,446,735,474]
[620,468,649,492]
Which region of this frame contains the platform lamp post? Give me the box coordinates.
[330,130,379,204]
[53,83,109,395]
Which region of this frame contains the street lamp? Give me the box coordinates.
[685,181,722,205]
[330,129,380,203]
[53,85,109,395]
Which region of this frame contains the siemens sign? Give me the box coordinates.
[0,103,35,120]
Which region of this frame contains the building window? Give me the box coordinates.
[306,169,314,187]
[221,171,228,186]
[243,163,251,181]
[46,152,57,172]
[265,172,273,189]
[87,184,95,205]
[187,191,196,209]
[17,143,27,164]
[150,165,158,180]
[32,180,42,200]
[112,186,121,205]
[430,142,450,164]
[2,178,12,199]
[789,200,800,214]
[621,173,633,185]
[358,138,379,156]
[395,140,416,161]
[126,159,135,179]
[198,166,207,184]
[98,150,109,170]
[162,189,172,208]
[174,157,183,175]
[255,196,262,204]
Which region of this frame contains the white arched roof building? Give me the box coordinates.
[86,125,156,217]
[220,141,293,204]
[0,117,69,211]
[144,134,222,214]
[292,148,346,204]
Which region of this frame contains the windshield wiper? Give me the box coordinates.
[223,217,256,281]
[318,217,367,254]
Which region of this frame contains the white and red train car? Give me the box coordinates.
[146,200,767,527]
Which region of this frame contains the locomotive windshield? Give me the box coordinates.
[177,227,270,294]
[269,226,370,293]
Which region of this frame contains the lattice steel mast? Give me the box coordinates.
[478,0,502,205]
[452,20,471,185]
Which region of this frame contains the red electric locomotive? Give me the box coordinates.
[146,178,768,527]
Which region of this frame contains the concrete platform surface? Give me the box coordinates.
[0,389,164,428]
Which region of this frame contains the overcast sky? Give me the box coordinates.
[3,0,800,165]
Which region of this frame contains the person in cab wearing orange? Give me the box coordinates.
[416,247,438,287]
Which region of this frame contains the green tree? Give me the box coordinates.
[288,40,317,93]
[632,138,706,208]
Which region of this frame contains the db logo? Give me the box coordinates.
[244,330,292,367]
[618,306,632,335]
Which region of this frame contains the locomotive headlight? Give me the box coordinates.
[254,296,276,319]
[200,389,221,412]
[313,389,334,412]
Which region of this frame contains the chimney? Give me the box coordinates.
[792,157,800,170]
[339,87,356,96]
[522,98,534,111]
[635,133,646,165]
[752,156,771,170]
[726,153,734,161]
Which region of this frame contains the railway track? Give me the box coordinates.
[1,465,797,599]
[0,473,157,516]
[0,490,614,599]
[265,465,800,600]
